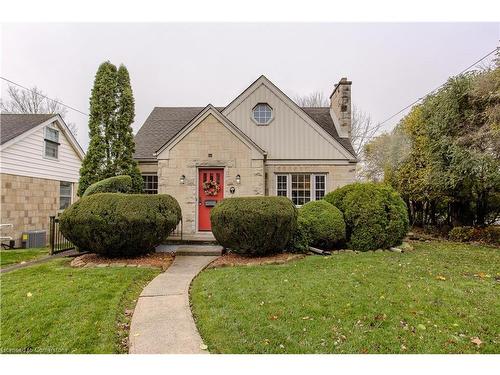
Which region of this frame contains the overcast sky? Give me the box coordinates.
[1,23,498,150]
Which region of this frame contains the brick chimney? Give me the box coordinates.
[329,77,352,138]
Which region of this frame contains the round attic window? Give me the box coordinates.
[252,103,273,125]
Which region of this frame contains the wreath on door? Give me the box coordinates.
[202,180,220,196]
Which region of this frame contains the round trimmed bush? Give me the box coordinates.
[210,196,297,256]
[82,175,133,197]
[299,200,346,249]
[324,183,409,251]
[59,193,181,257]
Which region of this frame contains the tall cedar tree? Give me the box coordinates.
[78,62,143,196]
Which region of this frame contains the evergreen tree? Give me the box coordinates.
[114,64,143,192]
[78,61,143,196]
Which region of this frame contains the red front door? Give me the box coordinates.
[198,168,224,231]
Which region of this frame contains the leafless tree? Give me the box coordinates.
[1,85,78,135]
[350,105,383,157]
[294,91,329,107]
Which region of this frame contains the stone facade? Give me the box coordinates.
[0,173,78,247]
[153,114,265,234]
[330,78,352,139]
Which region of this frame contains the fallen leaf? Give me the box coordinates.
[417,324,426,330]
[375,314,387,321]
[199,343,208,350]
[269,315,278,320]
[26,292,32,298]
[279,344,285,349]
[133,333,140,337]
[302,316,310,320]
[470,337,482,347]
[436,275,446,281]
[263,339,270,345]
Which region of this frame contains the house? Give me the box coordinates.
[134,75,357,239]
[0,114,84,247]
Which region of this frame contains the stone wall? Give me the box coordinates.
[157,114,264,234]
[0,173,77,247]
[265,164,356,196]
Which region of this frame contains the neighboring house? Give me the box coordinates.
[0,114,84,247]
[134,75,357,238]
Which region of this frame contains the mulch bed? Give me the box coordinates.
[70,252,174,271]
[207,252,305,268]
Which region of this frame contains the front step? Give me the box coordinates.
[156,244,223,256]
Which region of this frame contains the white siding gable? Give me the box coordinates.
[223,80,352,160]
[0,120,82,182]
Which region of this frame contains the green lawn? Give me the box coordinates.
[0,259,160,353]
[0,247,49,268]
[191,241,500,354]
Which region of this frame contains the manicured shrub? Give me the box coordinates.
[324,183,409,251]
[59,193,181,257]
[287,217,311,253]
[210,196,297,256]
[82,175,133,197]
[298,200,346,249]
[449,226,500,246]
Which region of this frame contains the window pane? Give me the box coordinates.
[142,174,158,194]
[45,127,59,142]
[276,175,287,197]
[291,174,311,206]
[60,181,72,210]
[315,175,326,200]
[45,141,58,158]
[253,103,272,124]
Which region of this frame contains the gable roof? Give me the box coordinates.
[134,107,221,159]
[134,106,356,159]
[300,107,356,156]
[155,105,265,159]
[0,114,55,145]
[0,113,85,160]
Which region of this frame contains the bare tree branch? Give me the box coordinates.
[1,85,78,136]
[350,105,383,157]
[294,91,329,107]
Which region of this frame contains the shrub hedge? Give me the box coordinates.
[298,200,346,249]
[287,216,311,253]
[324,183,409,251]
[82,175,134,197]
[449,226,500,246]
[210,196,297,256]
[59,193,181,257]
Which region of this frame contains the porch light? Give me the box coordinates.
[180,175,186,184]
[236,174,241,184]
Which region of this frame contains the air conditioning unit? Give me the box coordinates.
[22,230,46,248]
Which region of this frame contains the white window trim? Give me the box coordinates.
[59,181,73,211]
[251,103,274,126]
[275,173,327,206]
[43,126,60,161]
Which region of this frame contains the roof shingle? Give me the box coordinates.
[133,107,356,159]
[0,113,56,145]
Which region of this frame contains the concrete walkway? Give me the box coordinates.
[129,255,217,354]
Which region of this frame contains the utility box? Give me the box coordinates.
[21,230,46,248]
